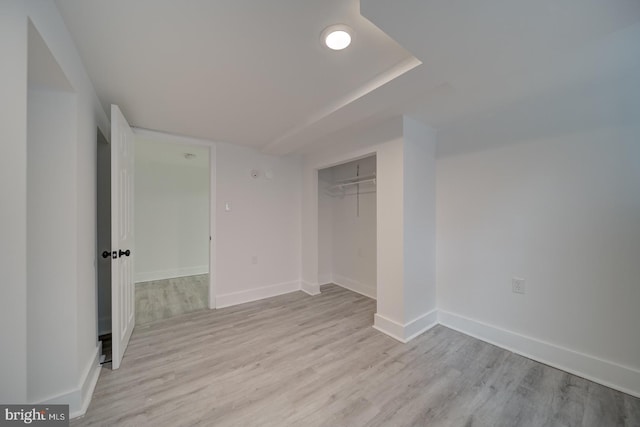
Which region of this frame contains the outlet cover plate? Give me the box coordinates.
[512,277,526,294]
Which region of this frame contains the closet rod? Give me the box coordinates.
[333,173,376,185]
[328,178,376,191]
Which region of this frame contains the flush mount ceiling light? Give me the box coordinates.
[321,24,352,50]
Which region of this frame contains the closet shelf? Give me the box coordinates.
[327,177,376,192]
[333,173,376,185]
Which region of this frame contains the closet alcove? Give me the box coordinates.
[317,155,377,300]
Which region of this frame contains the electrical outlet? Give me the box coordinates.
[251,255,258,265]
[512,277,525,294]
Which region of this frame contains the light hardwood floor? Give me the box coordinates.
[135,274,209,325]
[75,284,639,427]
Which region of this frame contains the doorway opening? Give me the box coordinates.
[133,137,211,325]
[317,154,377,301]
[96,128,112,364]
[96,126,215,367]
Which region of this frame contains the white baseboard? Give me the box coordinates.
[74,348,102,419]
[438,310,640,398]
[405,310,439,341]
[373,309,438,343]
[36,345,102,419]
[373,314,405,342]
[216,281,300,308]
[333,274,376,299]
[317,274,332,286]
[135,265,209,283]
[301,281,320,296]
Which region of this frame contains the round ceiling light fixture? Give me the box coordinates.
[321,24,352,50]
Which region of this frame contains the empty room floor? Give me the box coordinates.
[135,274,209,325]
[74,285,639,427]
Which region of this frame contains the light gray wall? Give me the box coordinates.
[436,69,640,394]
[0,1,110,410]
[0,2,29,403]
[374,139,405,323]
[215,143,301,299]
[317,168,333,285]
[402,117,437,323]
[134,140,209,282]
[317,156,377,298]
[331,157,377,297]
[27,87,78,403]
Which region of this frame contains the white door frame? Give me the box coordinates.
[131,128,217,309]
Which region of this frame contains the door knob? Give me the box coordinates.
[119,249,131,257]
[102,251,111,259]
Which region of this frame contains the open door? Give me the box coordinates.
[111,105,135,369]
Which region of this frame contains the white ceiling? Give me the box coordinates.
[56,0,640,155]
[361,0,640,128]
[136,137,209,168]
[55,0,416,150]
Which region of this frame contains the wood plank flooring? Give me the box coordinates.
[74,284,640,427]
[135,274,209,325]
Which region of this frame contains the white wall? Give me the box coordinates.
[402,117,437,324]
[317,168,333,285]
[318,157,377,298]
[0,1,29,404]
[134,139,209,282]
[0,0,109,413]
[374,139,405,324]
[27,87,78,404]
[215,142,302,307]
[437,122,640,395]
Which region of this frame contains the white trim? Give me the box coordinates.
[404,310,439,342]
[208,144,217,310]
[73,349,102,419]
[216,281,300,308]
[36,346,101,419]
[317,274,332,286]
[131,128,217,311]
[134,266,209,283]
[438,310,640,398]
[301,281,320,296]
[373,313,406,342]
[373,309,438,343]
[333,274,376,299]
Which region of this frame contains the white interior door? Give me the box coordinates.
[111,104,135,369]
